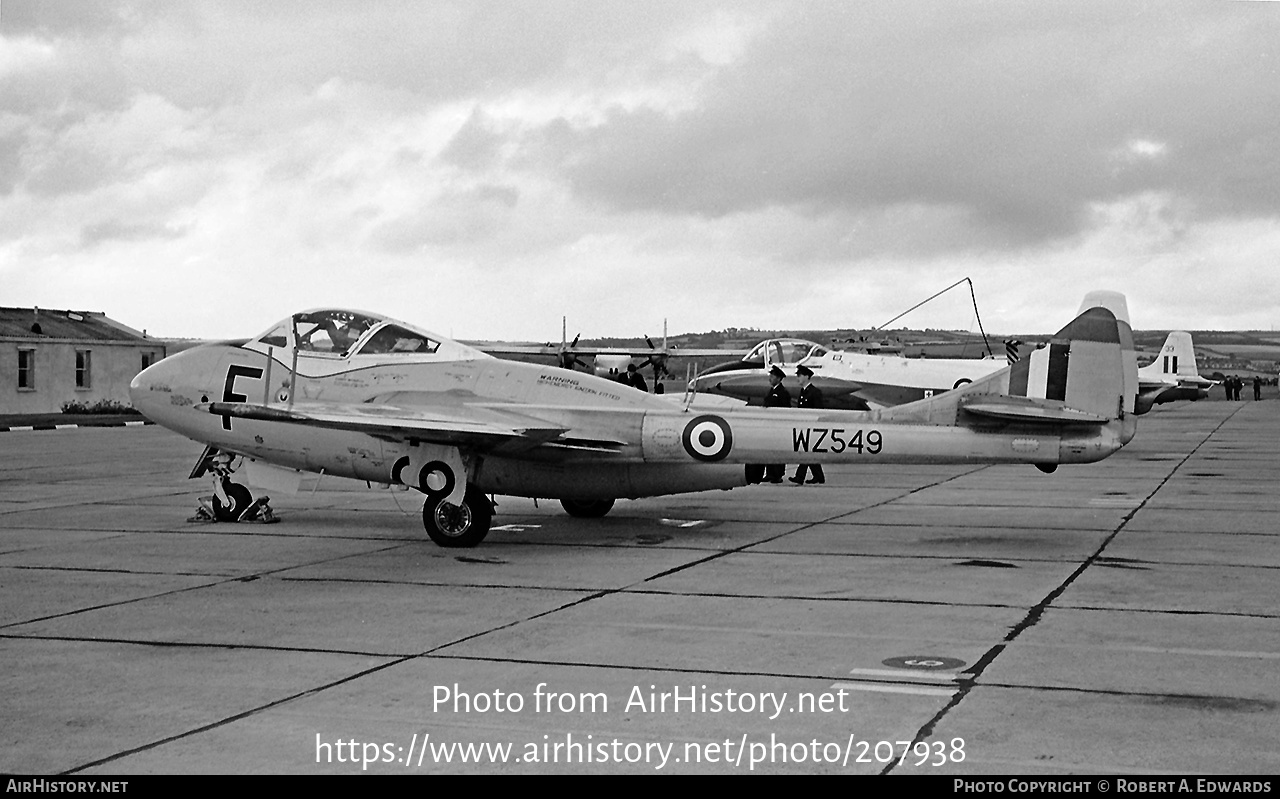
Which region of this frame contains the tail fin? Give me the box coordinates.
[998,306,1127,421]
[1140,331,1201,381]
[1077,290,1137,417]
[1077,290,1131,325]
[1135,330,1213,411]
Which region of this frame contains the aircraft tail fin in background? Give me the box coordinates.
[1077,290,1131,325]
[1135,330,1213,411]
[1140,331,1202,381]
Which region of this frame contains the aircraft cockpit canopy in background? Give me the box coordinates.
[245,310,449,359]
[744,339,829,369]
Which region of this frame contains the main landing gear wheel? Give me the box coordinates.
[422,485,493,548]
[213,481,253,522]
[560,498,615,518]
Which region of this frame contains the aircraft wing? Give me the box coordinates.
[666,346,753,358]
[468,343,563,356]
[204,401,627,453]
[475,343,746,359]
[959,395,1111,425]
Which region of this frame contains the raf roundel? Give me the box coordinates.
[682,415,733,462]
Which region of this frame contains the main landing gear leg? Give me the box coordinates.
[421,485,493,547]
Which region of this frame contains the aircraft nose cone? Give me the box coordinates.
[129,360,163,419]
[126,342,229,433]
[129,349,193,424]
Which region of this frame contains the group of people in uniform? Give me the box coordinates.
[747,363,825,485]
[1222,375,1263,401]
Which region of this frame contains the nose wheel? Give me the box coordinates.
[213,481,254,521]
[188,479,277,524]
[186,448,277,523]
[422,485,493,547]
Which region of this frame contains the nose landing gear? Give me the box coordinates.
[187,446,278,524]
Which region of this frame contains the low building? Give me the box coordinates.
[1,307,166,415]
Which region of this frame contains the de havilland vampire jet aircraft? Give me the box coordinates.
[129,298,1137,548]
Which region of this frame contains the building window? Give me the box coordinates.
[76,350,92,389]
[18,349,35,390]
[141,351,157,371]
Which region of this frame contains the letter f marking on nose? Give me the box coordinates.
[221,365,264,430]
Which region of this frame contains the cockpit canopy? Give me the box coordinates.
[743,339,828,368]
[295,310,379,354]
[249,309,448,359]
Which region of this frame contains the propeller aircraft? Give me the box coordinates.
[129,297,1138,548]
[692,294,1202,417]
[472,318,734,385]
[690,338,1010,410]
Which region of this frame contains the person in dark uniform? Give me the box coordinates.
[626,363,648,392]
[789,365,825,484]
[763,365,791,483]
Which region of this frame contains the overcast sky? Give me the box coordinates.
[3,1,1279,340]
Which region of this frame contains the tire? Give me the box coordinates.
[560,498,615,518]
[213,481,253,522]
[422,485,493,547]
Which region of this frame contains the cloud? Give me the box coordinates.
[0,0,141,37]
[9,91,211,198]
[80,219,189,246]
[368,183,521,252]
[1,1,1279,338]
[500,2,1280,252]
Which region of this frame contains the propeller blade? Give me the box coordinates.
[555,322,581,370]
[646,354,670,380]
